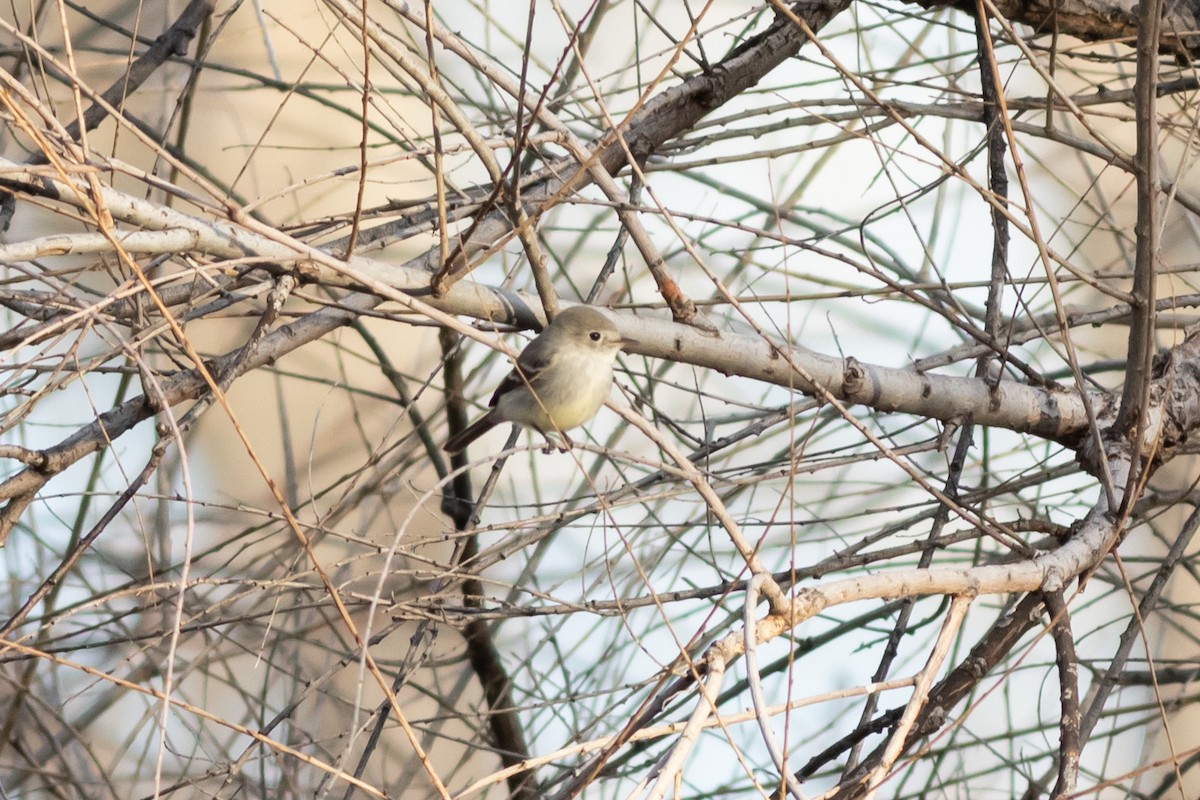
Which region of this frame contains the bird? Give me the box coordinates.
[443,305,637,454]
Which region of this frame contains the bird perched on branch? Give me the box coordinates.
[444,305,637,454]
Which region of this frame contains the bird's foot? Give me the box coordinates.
[539,431,573,454]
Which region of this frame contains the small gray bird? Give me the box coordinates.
[444,306,637,454]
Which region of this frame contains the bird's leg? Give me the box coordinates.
[535,428,572,454]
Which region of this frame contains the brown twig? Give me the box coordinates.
[401,0,854,310]
[1114,0,1166,507]
[1042,590,1081,798]
[31,0,216,156]
[817,593,1045,795]
[842,424,976,775]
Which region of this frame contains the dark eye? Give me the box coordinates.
[589,331,602,342]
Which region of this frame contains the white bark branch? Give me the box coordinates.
[0,157,1107,445]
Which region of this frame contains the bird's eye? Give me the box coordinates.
[589,331,602,342]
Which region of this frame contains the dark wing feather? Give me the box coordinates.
[487,335,552,407]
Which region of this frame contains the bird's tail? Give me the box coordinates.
[443,414,498,453]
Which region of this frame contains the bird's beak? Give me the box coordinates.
[618,336,639,348]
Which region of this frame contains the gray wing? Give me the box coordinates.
[487,334,552,407]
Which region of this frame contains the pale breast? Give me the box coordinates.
[496,351,614,432]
